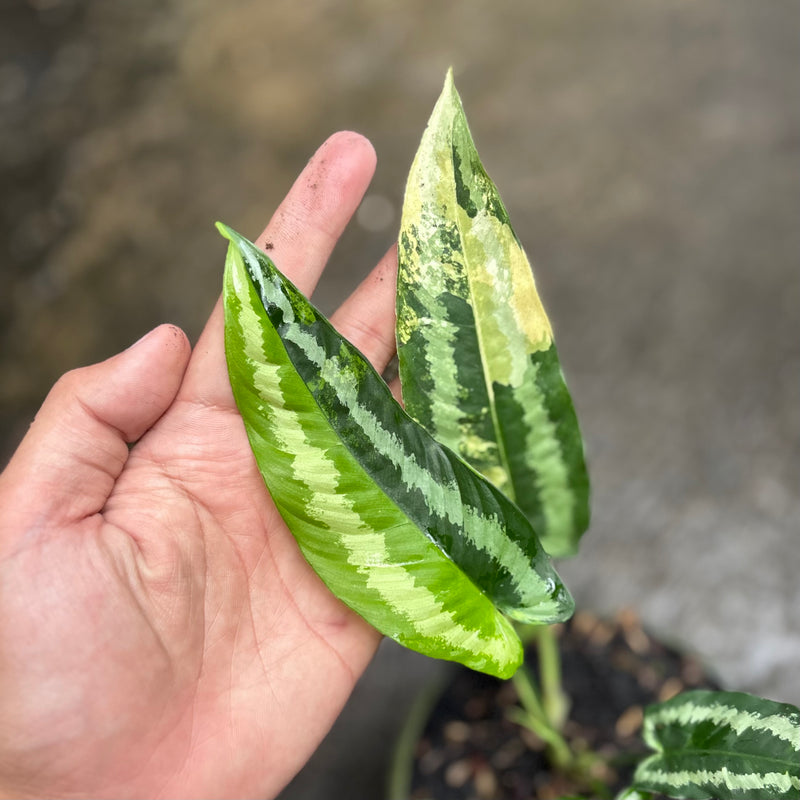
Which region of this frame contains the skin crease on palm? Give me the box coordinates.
[0,132,399,799]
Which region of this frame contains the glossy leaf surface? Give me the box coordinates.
[397,70,589,558]
[633,690,800,800]
[220,223,573,678]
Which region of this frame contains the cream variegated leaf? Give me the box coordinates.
[220,223,573,679]
[397,69,589,558]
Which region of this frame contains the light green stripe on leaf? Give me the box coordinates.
[643,693,800,747]
[397,68,590,557]
[221,223,574,678]
[635,764,800,799]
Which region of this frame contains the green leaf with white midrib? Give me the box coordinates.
[632,690,800,800]
[397,69,590,558]
[220,223,574,679]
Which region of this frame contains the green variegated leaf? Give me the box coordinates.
[633,690,800,800]
[397,69,589,558]
[220,223,573,679]
[615,790,653,800]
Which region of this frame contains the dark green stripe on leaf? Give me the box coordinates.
[494,346,590,555]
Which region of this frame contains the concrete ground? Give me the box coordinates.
[1,2,798,797]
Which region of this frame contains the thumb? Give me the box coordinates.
[0,324,191,529]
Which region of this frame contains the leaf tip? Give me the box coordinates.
[216,222,256,265]
[441,65,462,105]
[215,220,234,240]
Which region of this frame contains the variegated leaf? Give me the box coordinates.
[633,689,800,800]
[615,790,653,800]
[220,223,574,679]
[397,69,589,558]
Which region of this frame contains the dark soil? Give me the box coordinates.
[407,610,719,800]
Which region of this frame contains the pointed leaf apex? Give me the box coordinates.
[440,67,463,111]
[215,220,233,239]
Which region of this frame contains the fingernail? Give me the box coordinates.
[126,327,158,351]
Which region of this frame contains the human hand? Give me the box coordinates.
[0,132,395,799]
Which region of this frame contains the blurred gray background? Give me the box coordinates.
[1,1,798,797]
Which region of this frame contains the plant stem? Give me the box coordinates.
[509,662,574,771]
[535,624,570,730]
[512,624,624,795]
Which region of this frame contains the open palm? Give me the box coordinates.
[0,133,393,799]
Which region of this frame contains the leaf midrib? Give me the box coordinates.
[649,746,800,770]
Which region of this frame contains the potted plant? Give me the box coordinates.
[218,70,799,800]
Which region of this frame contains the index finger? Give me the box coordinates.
[178,131,378,408]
